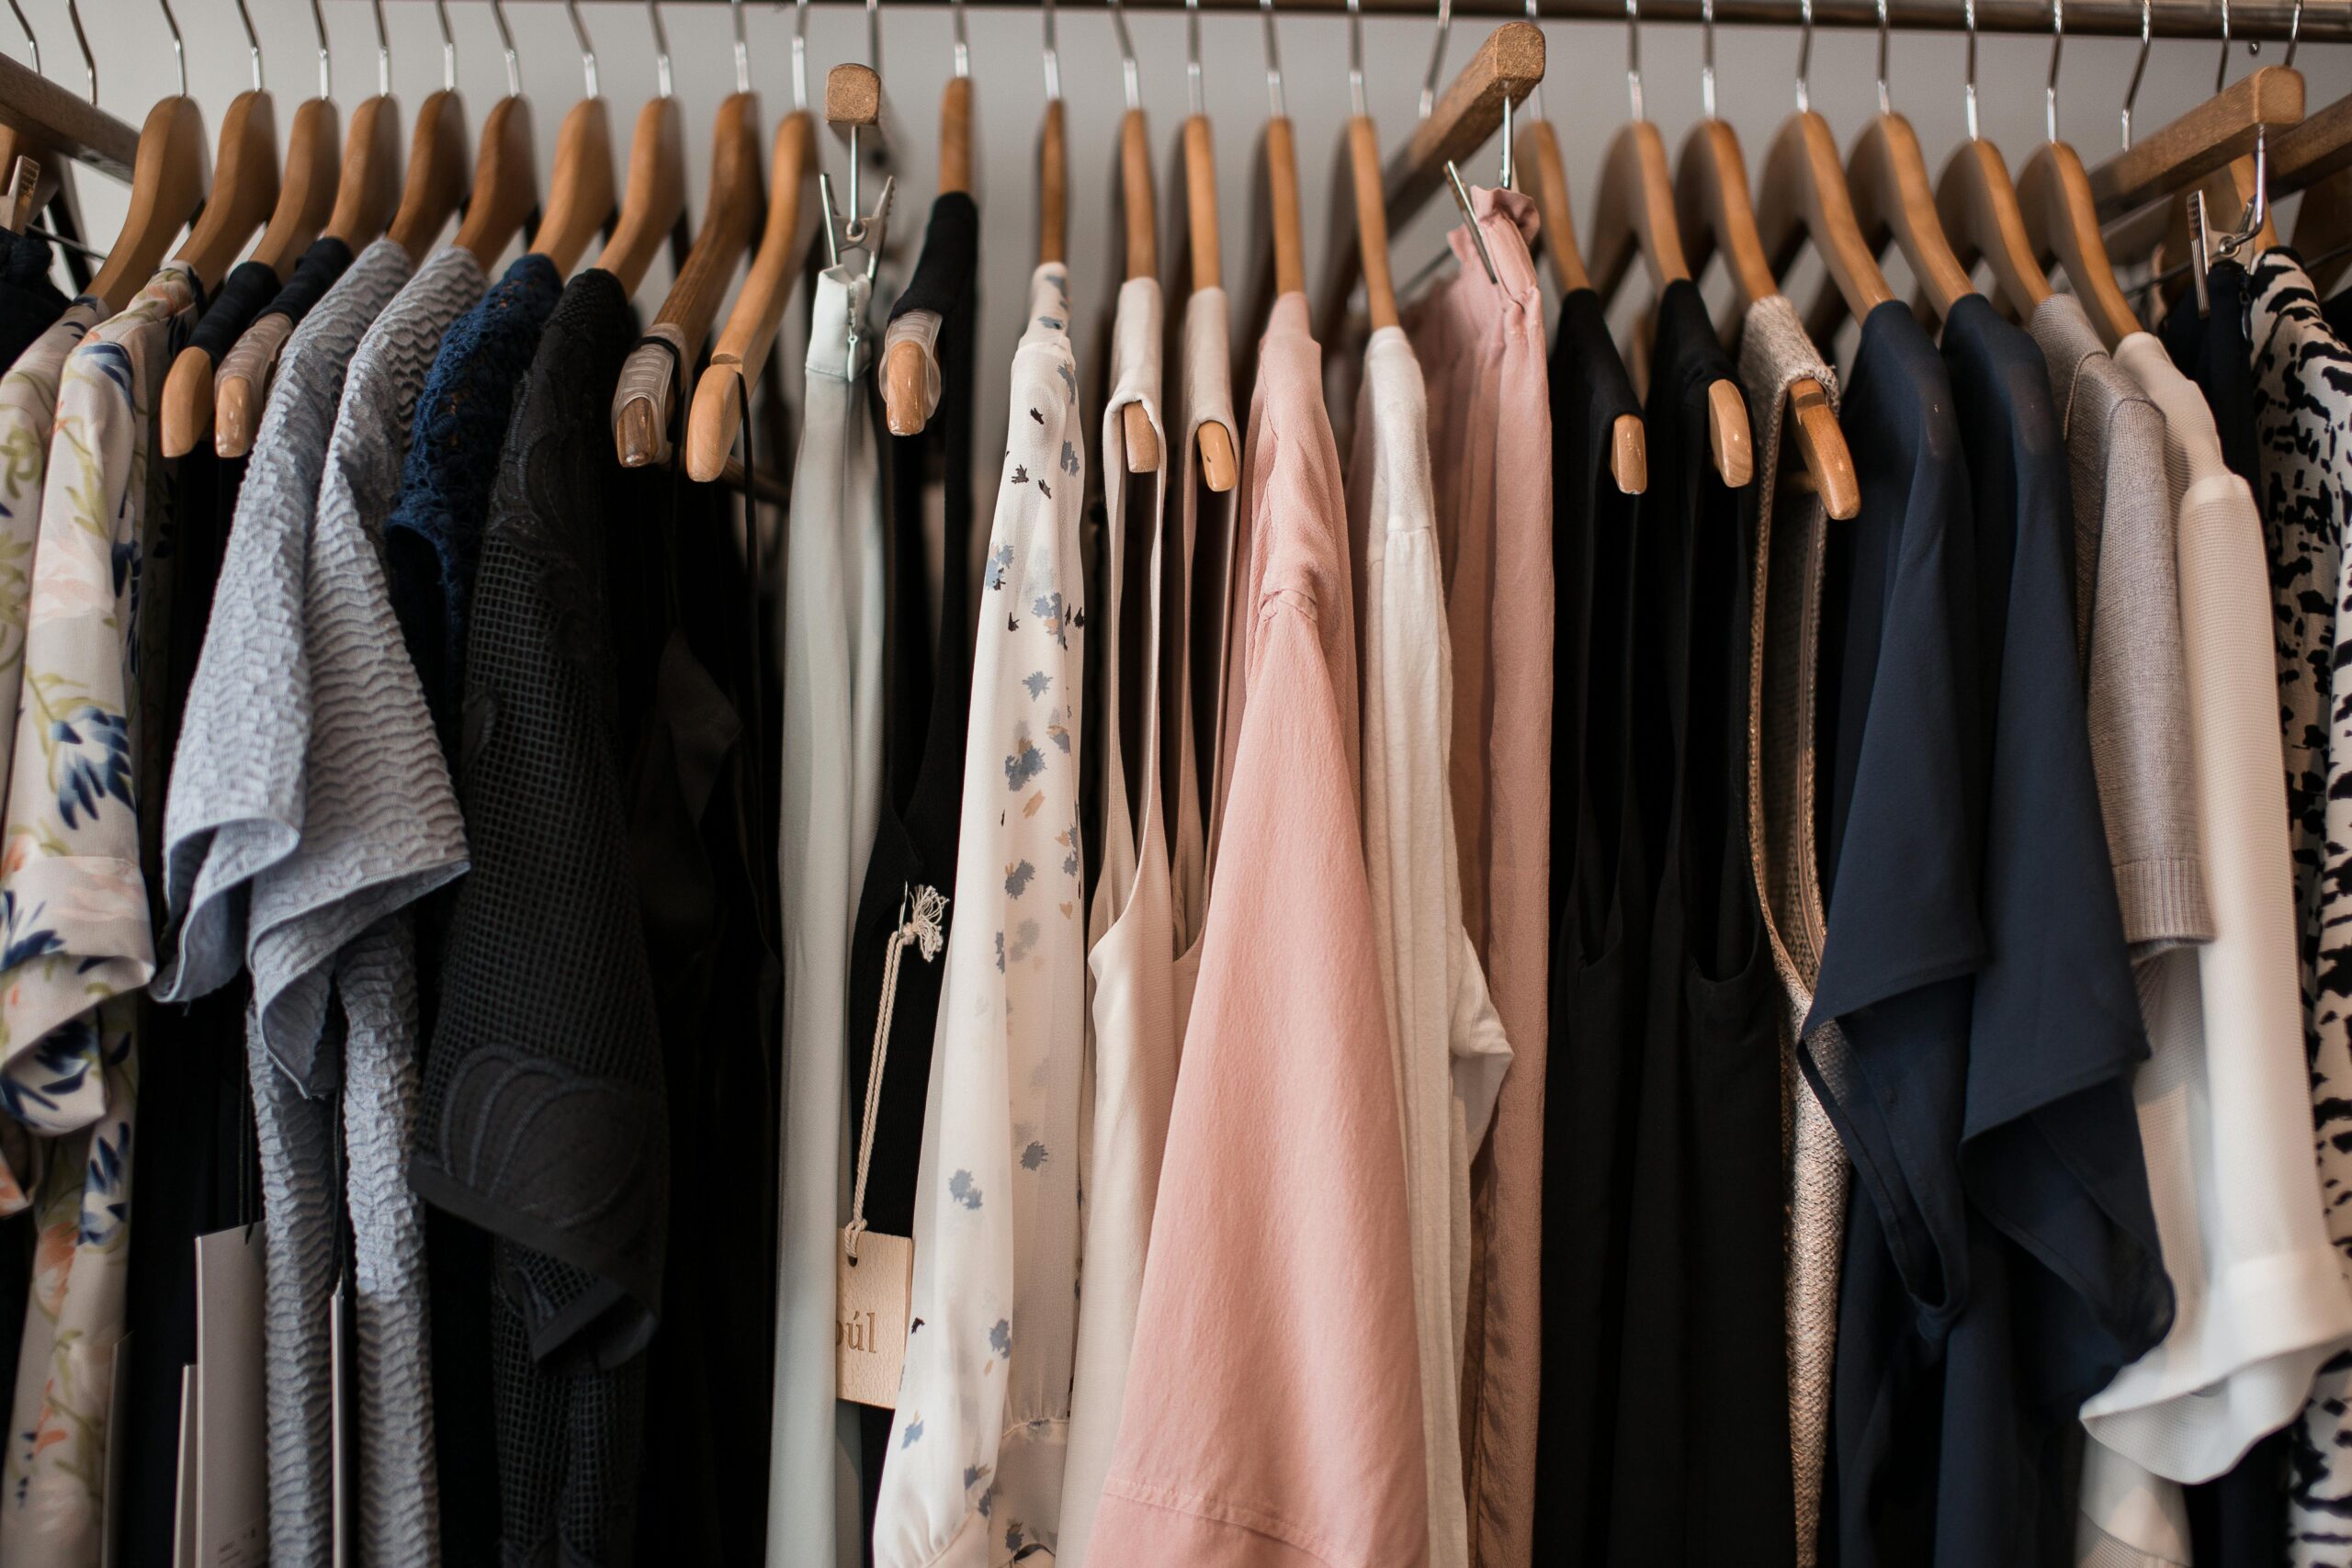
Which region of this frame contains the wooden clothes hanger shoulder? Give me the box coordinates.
[594,91,686,299]
[614,84,761,468]
[1114,85,1160,472]
[1758,105,1897,333]
[1174,85,1238,489]
[454,11,542,273]
[2016,137,2140,342]
[173,85,277,294]
[86,94,208,312]
[1936,18,2056,326]
[526,17,615,279]
[683,97,812,485]
[1838,107,1973,336]
[1674,109,1857,519]
[327,89,402,248]
[882,56,972,441]
[389,87,470,260]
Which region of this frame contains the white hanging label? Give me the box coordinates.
[837,1228,914,1408]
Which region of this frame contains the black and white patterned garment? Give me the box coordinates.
[2247,246,2352,1566]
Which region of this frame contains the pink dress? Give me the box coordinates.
[1405,186,1554,1568]
[1087,294,1428,1568]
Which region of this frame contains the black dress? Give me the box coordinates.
[845,190,981,1555]
[1532,285,1649,1561]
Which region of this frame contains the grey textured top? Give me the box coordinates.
[155,238,414,1013]
[2028,293,2212,956]
[1738,293,1846,1568]
[244,244,478,1084]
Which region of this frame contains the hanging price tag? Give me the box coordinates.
[837,1227,914,1408]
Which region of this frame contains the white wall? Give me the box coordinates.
[10,0,2346,462]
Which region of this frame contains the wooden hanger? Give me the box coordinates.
[613,71,762,466]
[1589,5,1748,491]
[1317,19,1544,344]
[883,7,973,441]
[388,85,468,261]
[452,3,540,270]
[683,103,812,484]
[1757,81,1897,335]
[1040,0,1067,269]
[597,0,686,303]
[2266,39,2352,292]
[1676,84,1857,519]
[85,96,208,313]
[173,98,277,298]
[2091,64,2303,236]
[526,6,615,277]
[1114,69,1161,472]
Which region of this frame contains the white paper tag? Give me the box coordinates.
[837,1229,913,1408]
[190,1226,266,1568]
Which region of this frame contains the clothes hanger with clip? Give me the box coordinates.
[2264,0,2352,292]
[818,39,898,382]
[1154,0,1234,488]
[164,0,342,460]
[1589,0,1749,489]
[1814,0,1973,344]
[2016,0,2140,344]
[526,0,616,277]
[450,0,540,269]
[2139,2,2290,312]
[1673,0,1853,517]
[167,0,280,297]
[1108,0,1160,473]
[615,0,759,468]
[85,0,210,313]
[216,0,418,459]
[593,0,686,299]
[684,0,818,486]
[882,0,973,440]
[1935,0,2054,323]
[0,0,136,296]
[1755,0,1897,340]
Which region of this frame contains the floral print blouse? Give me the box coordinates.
[0,262,197,1568]
[875,265,1087,1568]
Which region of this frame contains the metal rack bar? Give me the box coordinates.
[373,0,2339,41]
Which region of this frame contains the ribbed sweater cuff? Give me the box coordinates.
[2113,855,2216,954]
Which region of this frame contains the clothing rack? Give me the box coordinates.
[375,0,2336,43]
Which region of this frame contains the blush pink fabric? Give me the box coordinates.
[1404,185,1554,1568]
[1088,293,1427,1568]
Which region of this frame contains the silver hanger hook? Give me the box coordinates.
[1525,0,1546,120]
[1108,0,1139,112]
[2044,0,2063,144]
[1872,0,1892,114]
[792,0,808,111]
[65,0,91,103]
[563,0,597,97]
[1963,0,1980,141]
[1041,0,1060,101]
[2215,0,2230,94]
[157,0,185,96]
[2119,0,2147,147]
[310,0,331,97]
[951,0,968,79]
[865,0,880,80]
[235,0,262,91]
[6,0,34,79]
[1795,0,1813,114]
[1700,0,1717,121]
[1625,0,1644,122]
[728,0,746,94]
[1263,0,1286,118]
[487,0,520,96]
[1186,0,1203,116]
[646,0,671,97]
[434,0,455,92]
[369,0,388,95]
[1349,0,1368,118]
[1420,0,1453,120]
[2283,0,2302,71]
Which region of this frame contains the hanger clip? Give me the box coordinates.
[819,168,896,376]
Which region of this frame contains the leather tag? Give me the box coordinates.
[837,1229,913,1408]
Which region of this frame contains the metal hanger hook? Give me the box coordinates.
[728,0,745,94]
[1041,0,1060,101]
[235,0,262,91]
[1420,0,1453,121]
[2045,0,2063,144]
[1263,0,1286,118]
[865,0,879,80]
[951,0,968,78]
[646,0,671,97]
[157,0,185,96]
[2119,0,2147,148]
[2284,0,2302,71]
[6,0,35,79]
[1794,0,1813,114]
[1625,0,1643,123]
[487,0,520,96]
[562,0,598,98]
[310,0,331,97]
[1700,0,1717,121]
[1874,0,1890,115]
[1962,0,1979,141]
[1525,0,1547,121]
[792,0,808,111]
[65,0,92,103]
[1186,0,1203,116]
[2215,0,2230,95]
[1348,0,1367,118]
[433,0,455,92]
[1108,0,1139,112]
